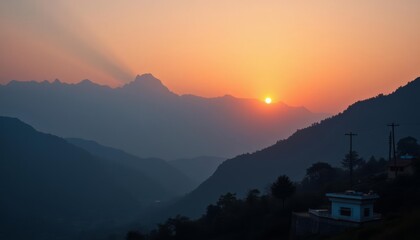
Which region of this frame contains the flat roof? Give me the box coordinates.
[326,191,379,200]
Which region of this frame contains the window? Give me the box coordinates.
[340,207,351,216]
[364,208,370,217]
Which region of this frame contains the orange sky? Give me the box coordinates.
[1,0,419,113]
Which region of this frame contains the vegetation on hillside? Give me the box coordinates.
[126,136,420,240]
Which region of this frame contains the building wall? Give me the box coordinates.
[291,212,381,240]
[291,213,361,239]
[331,201,373,222]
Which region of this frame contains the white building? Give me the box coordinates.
[291,191,381,239]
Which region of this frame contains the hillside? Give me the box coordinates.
[0,117,174,240]
[168,156,225,187]
[166,77,420,218]
[66,138,195,195]
[0,74,326,159]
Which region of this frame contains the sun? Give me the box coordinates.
[265,97,272,104]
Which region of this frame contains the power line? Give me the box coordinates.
[388,131,392,163]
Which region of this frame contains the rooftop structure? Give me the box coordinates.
[291,191,381,239]
[325,191,380,222]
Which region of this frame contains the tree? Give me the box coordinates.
[270,175,296,209]
[341,151,365,170]
[205,204,221,223]
[302,162,338,191]
[151,223,173,240]
[397,136,420,157]
[358,156,388,176]
[216,192,239,210]
[245,189,261,205]
[167,215,196,240]
[126,231,146,240]
[149,215,197,240]
[306,162,335,182]
[341,151,364,188]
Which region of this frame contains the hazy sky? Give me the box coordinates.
[1,0,419,112]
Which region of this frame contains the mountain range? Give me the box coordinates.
[160,77,420,218]
[66,138,195,195]
[4,74,420,237]
[0,117,193,240]
[67,138,225,192]
[0,74,327,159]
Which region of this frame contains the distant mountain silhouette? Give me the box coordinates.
[122,74,175,96]
[66,138,195,195]
[0,117,178,240]
[0,74,326,159]
[168,156,225,187]
[163,77,420,218]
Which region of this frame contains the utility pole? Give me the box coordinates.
[388,122,399,178]
[345,132,357,189]
[388,131,392,162]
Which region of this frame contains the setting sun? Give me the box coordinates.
[265,97,272,104]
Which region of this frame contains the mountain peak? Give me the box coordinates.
[78,79,95,85]
[122,73,175,96]
[135,73,156,79]
[133,73,163,86]
[73,79,110,90]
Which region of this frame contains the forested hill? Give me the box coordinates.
[168,77,420,218]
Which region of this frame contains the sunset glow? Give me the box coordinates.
[1,1,420,113]
[265,97,272,105]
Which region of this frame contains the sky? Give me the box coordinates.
[0,0,419,113]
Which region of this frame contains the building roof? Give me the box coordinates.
[400,154,416,160]
[326,191,379,200]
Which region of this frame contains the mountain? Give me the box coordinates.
[168,156,225,187]
[164,77,420,218]
[0,74,327,159]
[0,117,175,240]
[66,138,195,195]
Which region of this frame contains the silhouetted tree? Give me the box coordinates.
[301,162,339,191]
[126,231,146,240]
[216,192,239,210]
[397,136,420,157]
[150,222,173,240]
[168,215,197,240]
[270,175,296,209]
[213,192,243,233]
[306,162,335,182]
[358,156,388,177]
[149,215,198,240]
[245,189,261,205]
[341,151,365,170]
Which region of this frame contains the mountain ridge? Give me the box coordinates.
[66,137,195,196]
[0,116,179,239]
[2,74,315,109]
[168,156,225,188]
[159,76,420,219]
[0,74,327,159]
